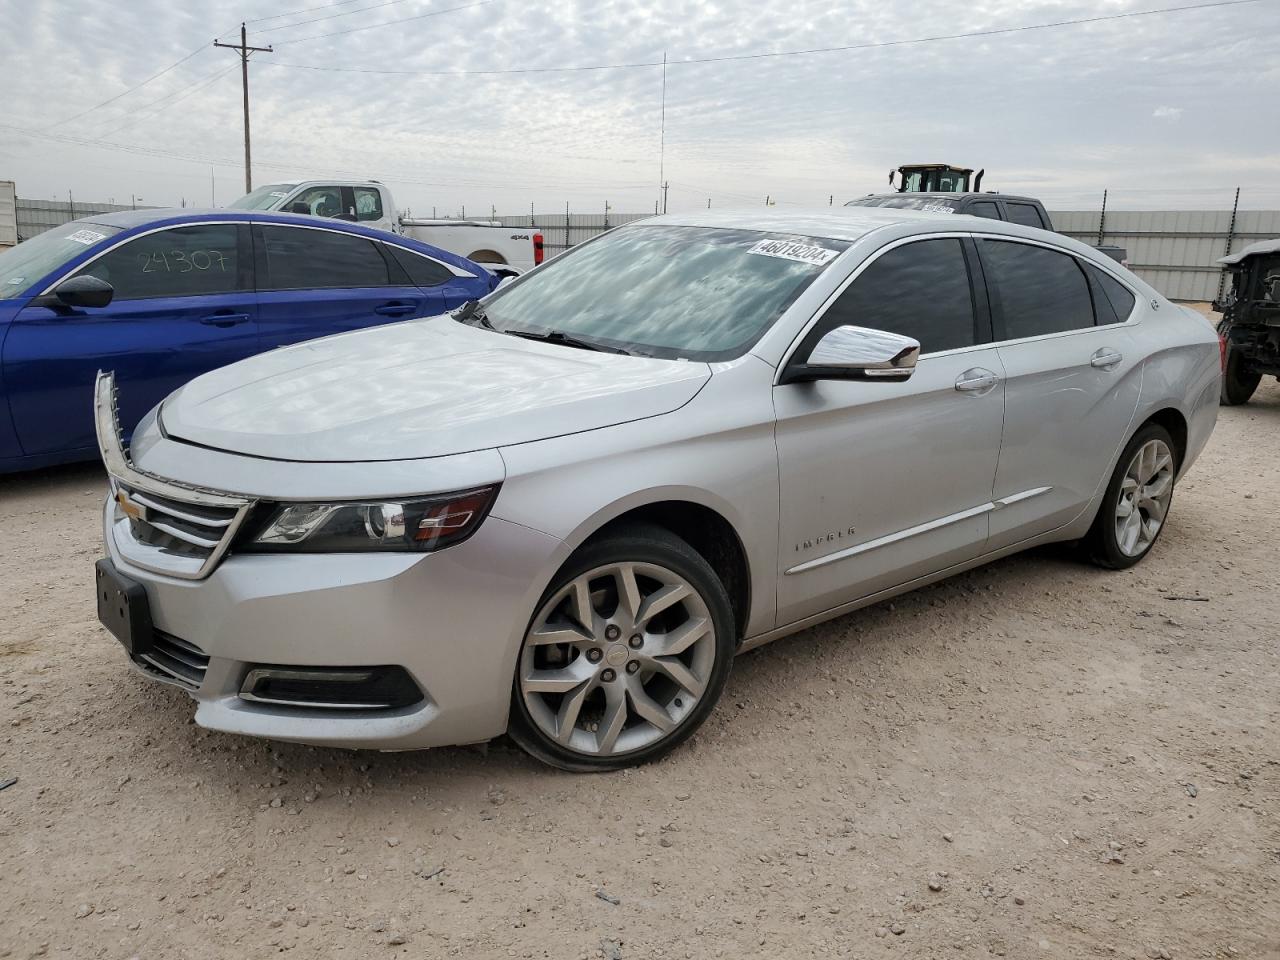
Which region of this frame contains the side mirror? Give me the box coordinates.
[782,325,920,385]
[53,275,114,309]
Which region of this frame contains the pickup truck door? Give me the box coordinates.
[2,222,259,456]
[253,223,439,349]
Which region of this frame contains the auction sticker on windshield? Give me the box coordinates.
[66,229,107,246]
[747,239,839,266]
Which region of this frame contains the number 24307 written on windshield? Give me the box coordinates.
[137,250,229,274]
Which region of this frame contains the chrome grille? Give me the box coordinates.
[137,631,209,691]
[96,371,254,580]
[110,479,249,579]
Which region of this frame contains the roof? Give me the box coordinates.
[626,206,958,242]
[1218,238,1280,265]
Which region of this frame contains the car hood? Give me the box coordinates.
[159,317,711,462]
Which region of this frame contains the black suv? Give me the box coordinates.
[846,193,1128,266]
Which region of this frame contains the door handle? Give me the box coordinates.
[374,302,416,317]
[1090,349,1123,369]
[955,368,999,394]
[199,312,251,327]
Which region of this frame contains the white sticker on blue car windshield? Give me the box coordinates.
[66,229,106,245]
[5,277,23,285]
[747,239,838,267]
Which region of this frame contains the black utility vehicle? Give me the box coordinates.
[1215,239,1280,405]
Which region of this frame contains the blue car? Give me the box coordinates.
[0,210,498,473]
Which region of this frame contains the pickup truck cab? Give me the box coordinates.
[232,181,543,276]
[847,192,1128,266]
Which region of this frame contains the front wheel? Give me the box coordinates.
[1084,423,1178,570]
[508,524,735,772]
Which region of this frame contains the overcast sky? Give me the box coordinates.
[2,0,1278,215]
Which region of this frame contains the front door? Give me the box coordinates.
[977,238,1143,550]
[253,224,438,350]
[3,222,258,457]
[774,236,1005,626]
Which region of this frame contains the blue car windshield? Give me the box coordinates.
[482,225,848,361]
[0,224,123,300]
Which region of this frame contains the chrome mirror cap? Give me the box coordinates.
[783,325,921,384]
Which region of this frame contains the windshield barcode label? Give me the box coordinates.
[66,229,107,246]
[747,239,839,266]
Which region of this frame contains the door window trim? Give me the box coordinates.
[775,232,993,385]
[250,220,477,285]
[38,220,254,297]
[975,235,1143,348]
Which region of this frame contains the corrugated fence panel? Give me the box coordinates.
[16,198,157,240]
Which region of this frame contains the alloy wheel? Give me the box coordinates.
[1114,438,1174,557]
[518,561,717,757]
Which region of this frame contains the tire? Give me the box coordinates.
[507,523,735,772]
[1084,423,1178,570]
[1220,343,1261,405]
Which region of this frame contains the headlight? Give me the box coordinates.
[245,486,498,553]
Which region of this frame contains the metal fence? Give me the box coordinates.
[500,207,1280,304]
[16,198,158,241]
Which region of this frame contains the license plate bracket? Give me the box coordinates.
[95,559,153,657]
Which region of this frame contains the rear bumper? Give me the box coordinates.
[103,500,563,750]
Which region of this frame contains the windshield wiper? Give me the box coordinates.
[452,299,497,331]
[503,328,633,355]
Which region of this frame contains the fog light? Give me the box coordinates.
[239,665,423,711]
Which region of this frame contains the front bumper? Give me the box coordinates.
[104,502,563,750]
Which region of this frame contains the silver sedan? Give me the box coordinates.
[94,208,1221,770]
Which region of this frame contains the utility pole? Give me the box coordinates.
[662,181,669,215]
[658,50,667,216]
[214,24,272,194]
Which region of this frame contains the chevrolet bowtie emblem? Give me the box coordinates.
[115,488,145,522]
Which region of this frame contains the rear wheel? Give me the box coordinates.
[1221,343,1261,405]
[1084,423,1177,570]
[508,525,735,772]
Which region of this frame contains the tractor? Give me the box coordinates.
[889,163,985,194]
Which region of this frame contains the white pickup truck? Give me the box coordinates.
[231,180,542,276]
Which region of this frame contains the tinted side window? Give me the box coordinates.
[969,201,1000,220]
[385,244,453,287]
[1091,266,1137,323]
[260,226,391,290]
[983,240,1094,339]
[76,224,243,300]
[354,187,384,222]
[1005,203,1046,229]
[806,239,976,354]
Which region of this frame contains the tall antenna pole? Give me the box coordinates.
[214,23,272,194]
[658,50,667,213]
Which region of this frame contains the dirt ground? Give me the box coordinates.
[1,383,1277,960]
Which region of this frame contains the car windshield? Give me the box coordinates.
[229,183,298,210]
[481,225,848,361]
[845,196,960,212]
[0,223,123,300]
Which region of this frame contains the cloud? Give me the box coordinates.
[1152,106,1184,121]
[1,0,1278,212]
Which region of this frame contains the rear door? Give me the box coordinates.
[978,238,1142,550]
[3,222,258,456]
[254,223,439,350]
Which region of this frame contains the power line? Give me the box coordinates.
[266,0,1265,76]
[45,44,209,129]
[86,65,239,143]
[271,0,495,46]
[245,0,371,25]
[252,0,412,35]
